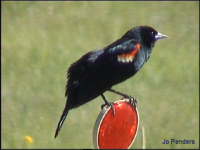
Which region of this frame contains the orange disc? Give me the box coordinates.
[93,99,139,149]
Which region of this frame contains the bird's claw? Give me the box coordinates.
[101,102,115,116]
[123,95,137,108]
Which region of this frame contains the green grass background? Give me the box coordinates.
[2,1,199,149]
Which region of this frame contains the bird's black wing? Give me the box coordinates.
[54,50,105,138]
[65,49,104,96]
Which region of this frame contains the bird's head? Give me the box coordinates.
[123,26,168,48]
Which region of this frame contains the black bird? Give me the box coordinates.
[54,26,167,138]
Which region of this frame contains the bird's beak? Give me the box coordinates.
[155,32,168,40]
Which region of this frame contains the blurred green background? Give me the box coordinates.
[2,1,199,149]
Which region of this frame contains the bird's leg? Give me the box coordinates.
[101,94,115,115]
[108,89,128,97]
[108,89,137,108]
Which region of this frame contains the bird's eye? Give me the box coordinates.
[151,31,155,36]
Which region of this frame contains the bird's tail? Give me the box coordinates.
[54,102,71,139]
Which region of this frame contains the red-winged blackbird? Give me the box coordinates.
[54,26,167,138]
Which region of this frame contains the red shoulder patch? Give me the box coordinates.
[117,43,141,63]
